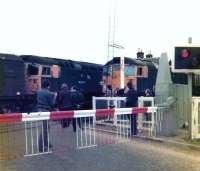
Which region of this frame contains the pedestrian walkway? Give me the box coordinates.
[153,128,200,150]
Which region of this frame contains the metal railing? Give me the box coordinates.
[0,106,158,159]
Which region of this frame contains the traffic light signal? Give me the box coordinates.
[175,46,200,70]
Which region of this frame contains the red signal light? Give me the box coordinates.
[181,48,190,59]
[175,46,200,70]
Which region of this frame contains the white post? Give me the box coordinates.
[138,97,144,131]
[114,99,117,125]
[92,96,96,110]
[92,96,96,123]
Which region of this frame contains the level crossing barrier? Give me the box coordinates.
[0,107,158,159]
[92,96,126,125]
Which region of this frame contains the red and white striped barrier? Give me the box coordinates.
[0,107,157,123]
[0,106,160,158]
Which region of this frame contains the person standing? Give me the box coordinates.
[57,83,72,128]
[125,80,138,136]
[70,86,84,132]
[37,80,56,152]
[145,89,153,97]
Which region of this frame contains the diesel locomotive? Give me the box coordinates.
[0,53,103,112]
[102,56,159,95]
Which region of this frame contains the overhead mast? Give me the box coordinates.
[107,0,125,92]
[107,2,111,62]
[107,0,117,62]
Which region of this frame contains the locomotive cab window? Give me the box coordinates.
[137,67,143,76]
[51,65,60,78]
[112,64,120,71]
[27,64,39,75]
[103,66,112,76]
[42,66,51,76]
[125,65,136,76]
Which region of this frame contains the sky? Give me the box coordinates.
[0,0,200,64]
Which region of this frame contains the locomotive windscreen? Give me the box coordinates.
[27,64,39,75]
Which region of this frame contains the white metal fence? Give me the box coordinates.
[191,97,200,139]
[0,107,159,159]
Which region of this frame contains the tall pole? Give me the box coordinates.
[107,0,117,62]
[107,4,111,62]
[188,37,192,139]
[112,14,116,59]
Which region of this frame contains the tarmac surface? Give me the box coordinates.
[1,124,200,171]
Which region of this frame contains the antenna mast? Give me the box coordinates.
[107,0,118,61]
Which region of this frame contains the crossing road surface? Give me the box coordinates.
[1,137,200,171]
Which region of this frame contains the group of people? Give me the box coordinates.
[37,80,84,152]
[103,79,154,136]
[37,81,84,112]
[103,84,153,98]
[57,83,84,131]
[36,79,153,152]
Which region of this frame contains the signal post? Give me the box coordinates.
[173,46,200,139]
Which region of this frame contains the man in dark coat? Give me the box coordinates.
[70,86,84,132]
[58,83,71,110]
[57,83,72,128]
[125,80,138,136]
[37,80,56,152]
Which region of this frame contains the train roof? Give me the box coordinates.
[0,53,23,62]
[21,55,103,70]
[138,57,159,68]
[140,57,159,65]
[20,55,60,65]
[65,60,102,71]
[104,56,160,70]
[105,57,145,66]
[74,61,103,68]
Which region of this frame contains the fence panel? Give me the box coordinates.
[173,84,190,127]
